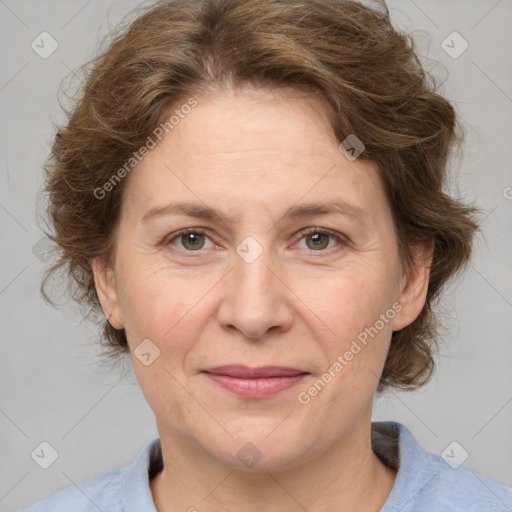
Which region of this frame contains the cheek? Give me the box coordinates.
[114,254,206,350]
[293,260,401,396]
[305,272,398,405]
[300,262,399,338]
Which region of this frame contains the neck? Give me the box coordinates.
[150,415,397,512]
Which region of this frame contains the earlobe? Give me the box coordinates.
[90,257,124,330]
[392,241,434,332]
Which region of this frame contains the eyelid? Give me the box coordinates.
[164,227,348,253]
[164,228,213,249]
[292,227,347,252]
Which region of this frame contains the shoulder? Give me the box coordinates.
[21,438,161,512]
[21,467,125,512]
[375,422,512,512]
[419,452,512,511]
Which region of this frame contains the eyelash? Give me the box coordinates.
[164,227,347,255]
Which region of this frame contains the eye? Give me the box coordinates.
[294,228,345,252]
[164,227,346,254]
[165,229,215,251]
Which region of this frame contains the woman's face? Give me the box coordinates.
[93,85,430,470]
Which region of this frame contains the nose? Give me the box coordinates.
[216,242,294,340]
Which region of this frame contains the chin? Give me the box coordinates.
[204,417,316,472]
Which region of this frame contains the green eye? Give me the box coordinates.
[305,232,331,250]
[297,228,344,253]
[167,229,212,251]
[165,227,345,255]
[180,231,206,251]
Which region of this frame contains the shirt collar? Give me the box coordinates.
[119,421,431,511]
[121,437,161,512]
[377,421,437,512]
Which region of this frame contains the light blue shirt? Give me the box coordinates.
[23,422,512,511]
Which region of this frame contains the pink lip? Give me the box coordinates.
[202,365,309,399]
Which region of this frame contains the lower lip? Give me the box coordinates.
[204,373,308,399]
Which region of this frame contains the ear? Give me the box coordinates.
[392,241,434,332]
[91,257,124,330]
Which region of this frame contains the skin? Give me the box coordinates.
[93,84,432,512]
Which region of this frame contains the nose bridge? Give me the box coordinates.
[233,235,278,311]
[235,239,275,295]
[217,235,292,338]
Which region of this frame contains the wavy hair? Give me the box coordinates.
[41,0,478,392]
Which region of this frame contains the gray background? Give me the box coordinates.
[0,0,511,510]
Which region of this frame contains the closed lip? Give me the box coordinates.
[202,365,309,378]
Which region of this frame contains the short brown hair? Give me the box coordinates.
[41,0,478,392]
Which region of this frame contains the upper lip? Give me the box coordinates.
[202,365,308,378]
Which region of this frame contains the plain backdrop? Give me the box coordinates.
[0,0,511,510]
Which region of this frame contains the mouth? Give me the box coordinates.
[202,365,310,399]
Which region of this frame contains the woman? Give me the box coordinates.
[24,0,512,510]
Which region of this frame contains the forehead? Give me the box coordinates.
[122,86,388,225]
[171,86,339,161]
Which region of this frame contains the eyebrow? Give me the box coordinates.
[141,199,370,225]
